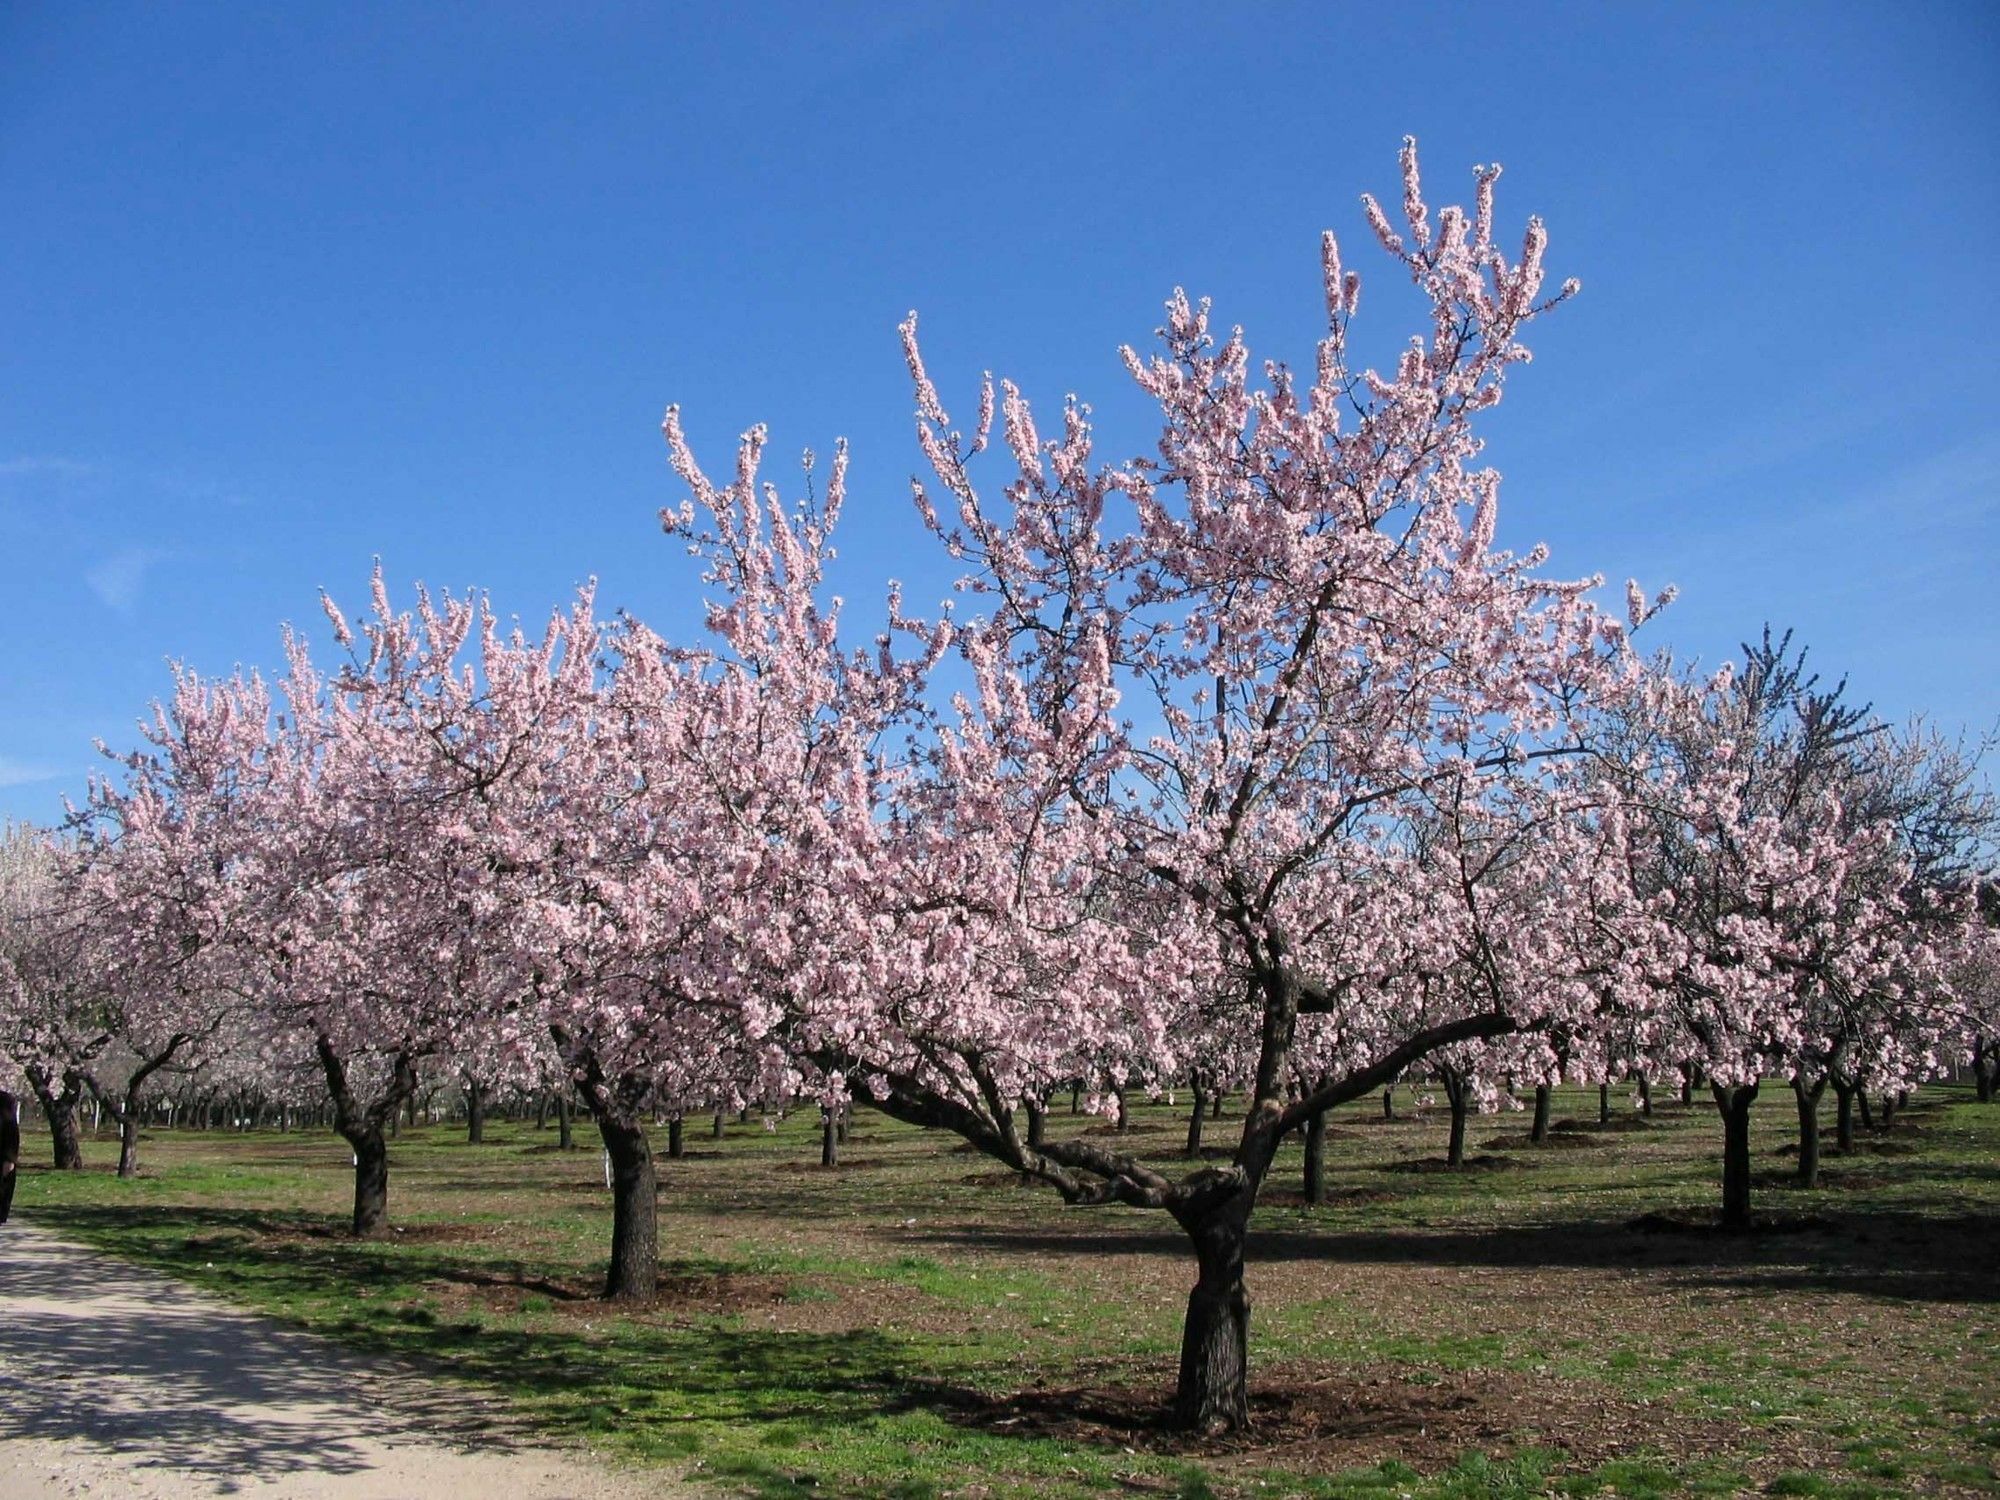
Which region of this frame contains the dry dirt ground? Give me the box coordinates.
[0,1223,681,1499]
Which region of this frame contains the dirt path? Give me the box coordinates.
[0,1221,684,1498]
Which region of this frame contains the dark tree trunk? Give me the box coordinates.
[1302,1110,1327,1203]
[836,1103,850,1144]
[1025,1097,1047,1150]
[404,1093,418,1130]
[1172,1205,1252,1434]
[1444,1072,1469,1167]
[465,1079,486,1144]
[711,1106,726,1139]
[1793,1075,1826,1189]
[347,1125,390,1236]
[26,1067,86,1170]
[1071,1085,1082,1115]
[1599,1079,1612,1126]
[535,1091,549,1131]
[1975,1039,1996,1103]
[1381,1087,1394,1121]
[1713,1082,1759,1230]
[117,1112,140,1178]
[1880,1092,1898,1129]
[1680,1064,1695,1109]
[1210,1089,1224,1119]
[1185,1084,1206,1157]
[597,1111,658,1300]
[820,1111,839,1167]
[314,1036,416,1237]
[558,1091,576,1150]
[1857,1089,1874,1130]
[1530,1084,1552,1144]
[666,1116,685,1159]
[1115,1090,1131,1133]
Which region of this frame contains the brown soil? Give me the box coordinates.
[1381,1153,1527,1174]
[771,1156,890,1173]
[915,1364,1826,1475]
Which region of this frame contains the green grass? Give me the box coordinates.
[12,1083,2000,1498]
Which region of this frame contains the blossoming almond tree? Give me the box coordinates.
[660,142,1654,1431]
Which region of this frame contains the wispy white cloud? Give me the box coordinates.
[0,756,63,790]
[85,547,161,614]
[0,455,95,480]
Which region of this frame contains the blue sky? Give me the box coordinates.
[3,2,1996,823]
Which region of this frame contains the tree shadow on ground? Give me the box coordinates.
[901,1207,2000,1305]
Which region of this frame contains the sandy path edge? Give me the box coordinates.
[0,1218,693,1498]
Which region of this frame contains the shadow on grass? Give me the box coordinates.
[902,1207,2000,1305]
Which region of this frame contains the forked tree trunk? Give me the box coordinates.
[1185,1084,1206,1157]
[1530,1084,1552,1144]
[1713,1082,1759,1230]
[1793,1074,1826,1189]
[315,1036,417,1237]
[26,1067,86,1170]
[1172,1203,1253,1434]
[597,1111,658,1300]
[1302,1111,1326,1203]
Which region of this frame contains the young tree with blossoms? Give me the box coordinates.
[657,141,1655,1431]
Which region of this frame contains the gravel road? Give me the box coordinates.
[0,1220,679,1498]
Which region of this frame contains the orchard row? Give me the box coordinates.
[3,142,1993,1434]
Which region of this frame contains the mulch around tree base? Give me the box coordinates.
[911,1364,1810,1474]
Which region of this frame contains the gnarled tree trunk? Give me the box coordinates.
[25,1065,86,1170]
[316,1036,418,1237]
[1171,1198,1253,1435]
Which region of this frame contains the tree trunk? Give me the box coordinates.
[116,1110,141,1178]
[1025,1097,1047,1150]
[1115,1089,1131,1133]
[1599,1080,1611,1126]
[465,1079,485,1144]
[1445,1073,1468,1167]
[535,1091,549,1130]
[820,1111,840,1167]
[1857,1089,1874,1130]
[1381,1087,1394,1121]
[26,1067,86,1171]
[1636,1073,1653,1117]
[711,1106,726,1139]
[1713,1082,1759,1230]
[1301,1110,1327,1202]
[1210,1089,1224,1119]
[597,1111,657,1300]
[1185,1085,1206,1156]
[1880,1092,1898,1129]
[1975,1039,1997,1103]
[1680,1064,1695,1109]
[667,1116,685,1159]
[345,1125,390,1236]
[1071,1084,1082,1115]
[1793,1075,1825,1189]
[1172,1206,1252,1434]
[1531,1084,1552,1144]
